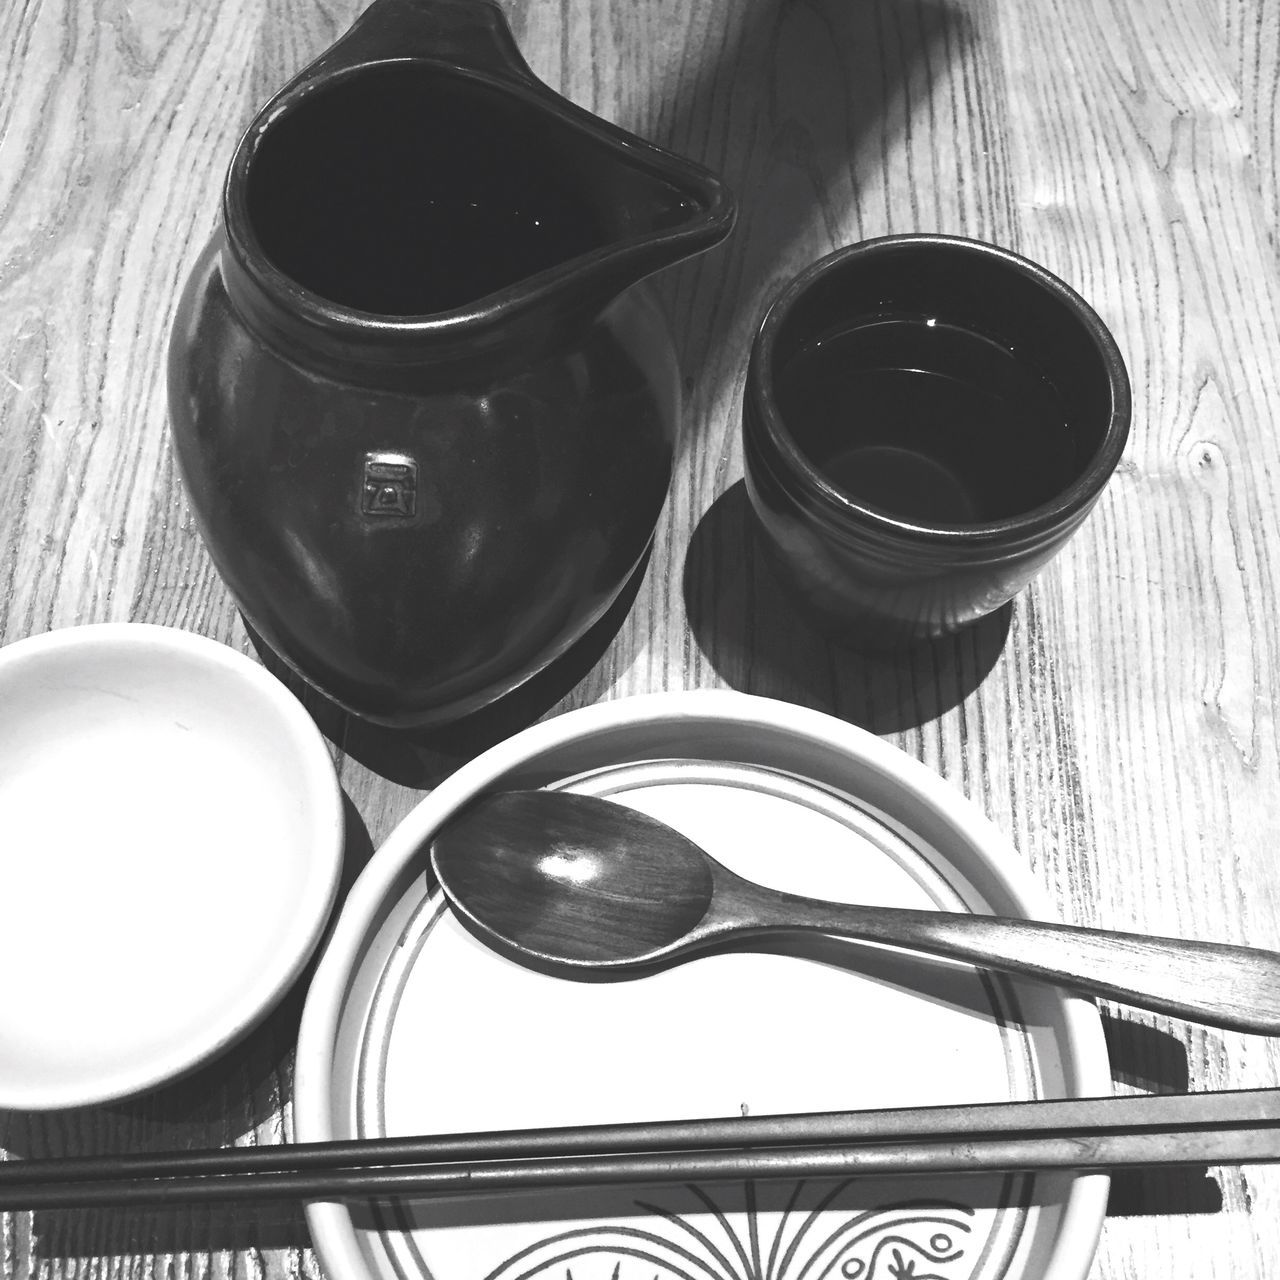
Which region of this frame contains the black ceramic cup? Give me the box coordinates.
[742,234,1131,646]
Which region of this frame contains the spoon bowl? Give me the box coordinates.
[432,788,716,967]
[430,789,1280,1033]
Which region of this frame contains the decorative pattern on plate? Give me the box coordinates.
[478,1184,992,1280]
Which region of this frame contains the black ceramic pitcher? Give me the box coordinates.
[168,0,733,728]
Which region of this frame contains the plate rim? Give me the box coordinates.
[296,689,1110,1280]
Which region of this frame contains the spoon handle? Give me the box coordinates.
[721,879,1280,1034]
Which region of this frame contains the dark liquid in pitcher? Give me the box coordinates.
[246,65,693,316]
[774,319,1078,524]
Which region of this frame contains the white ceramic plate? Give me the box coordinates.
[0,623,344,1110]
[296,691,1109,1280]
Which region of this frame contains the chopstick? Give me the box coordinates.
[1,1088,1276,1210]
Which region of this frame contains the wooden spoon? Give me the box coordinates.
[429,790,1280,1034]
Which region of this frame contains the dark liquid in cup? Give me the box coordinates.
[774,319,1079,524]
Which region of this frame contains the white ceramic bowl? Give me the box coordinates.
[296,690,1110,1280]
[0,623,344,1110]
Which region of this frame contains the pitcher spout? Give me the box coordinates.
[221,0,733,357]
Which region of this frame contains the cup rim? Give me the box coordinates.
[746,234,1132,546]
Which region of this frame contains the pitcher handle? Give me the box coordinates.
[298,0,543,90]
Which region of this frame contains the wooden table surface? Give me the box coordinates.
[2,0,1279,1275]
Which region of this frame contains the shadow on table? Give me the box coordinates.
[684,482,1011,731]
[1098,1010,1224,1218]
[249,545,652,789]
[0,1044,315,1255]
[619,0,970,460]
[13,1204,311,1260]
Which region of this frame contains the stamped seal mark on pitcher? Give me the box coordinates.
[361,452,419,519]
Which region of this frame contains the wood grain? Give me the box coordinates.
[2,0,1280,1276]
